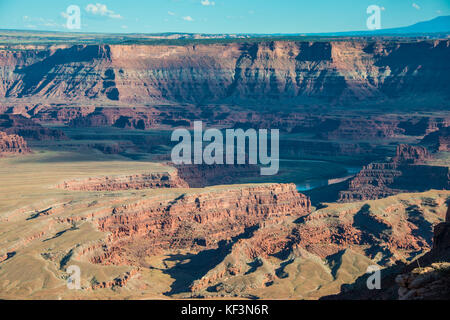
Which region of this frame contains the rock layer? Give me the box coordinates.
[339,144,449,202]
[58,172,188,191]
[0,114,66,140]
[1,40,449,106]
[0,131,30,156]
[85,184,310,265]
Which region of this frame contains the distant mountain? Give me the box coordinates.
[314,15,450,36]
[384,15,450,34]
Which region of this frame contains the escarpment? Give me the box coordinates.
[0,114,67,141]
[57,164,262,191]
[57,172,188,191]
[430,205,450,260]
[393,144,431,164]
[77,185,446,298]
[1,40,449,106]
[84,184,310,265]
[339,144,449,202]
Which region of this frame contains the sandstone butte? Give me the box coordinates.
[0,130,30,156]
[339,144,450,202]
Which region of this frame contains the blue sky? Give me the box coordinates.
[0,0,449,34]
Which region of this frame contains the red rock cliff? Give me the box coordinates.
[1,40,449,107]
[0,131,30,156]
[85,184,310,265]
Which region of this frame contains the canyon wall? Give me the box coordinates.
[0,114,66,140]
[83,184,310,265]
[188,191,449,297]
[57,172,188,191]
[57,164,261,191]
[1,40,449,107]
[175,164,260,188]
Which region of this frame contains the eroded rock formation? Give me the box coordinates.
[1,40,449,106]
[0,131,30,156]
[84,184,310,265]
[0,114,66,140]
[57,163,262,191]
[339,144,449,202]
[395,206,450,300]
[188,192,448,297]
[396,262,450,300]
[58,172,188,191]
[421,127,450,152]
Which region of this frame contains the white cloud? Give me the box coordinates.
[183,16,194,21]
[85,3,122,19]
[168,11,175,16]
[23,16,60,29]
[412,3,420,10]
[201,0,215,6]
[380,7,386,11]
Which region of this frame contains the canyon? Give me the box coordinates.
[0,37,448,300]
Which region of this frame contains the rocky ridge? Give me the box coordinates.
[0,131,30,156]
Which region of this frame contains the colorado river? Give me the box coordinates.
[296,165,361,192]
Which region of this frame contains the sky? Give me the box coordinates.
[0,0,449,34]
